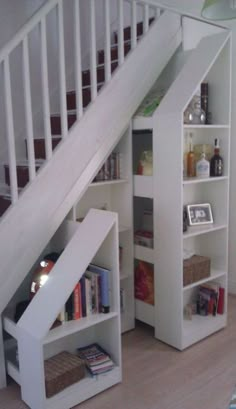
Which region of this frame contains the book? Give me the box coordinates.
[88,263,110,313]
[73,282,81,320]
[65,293,74,321]
[85,276,92,316]
[80,276,87,317]
[84,270,100,314]
[77,343,114,376]
[217,287,225,314]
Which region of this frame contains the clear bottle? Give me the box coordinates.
[196,152,210,178]
[210,138,223,177]
[187,133,195,177]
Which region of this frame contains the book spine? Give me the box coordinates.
[73,282,81,320]
[217,287,225,314]
[80,276,87,317]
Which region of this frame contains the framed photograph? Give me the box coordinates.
[187,203,213,226]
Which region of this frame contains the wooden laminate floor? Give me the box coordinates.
[1,295,236,409]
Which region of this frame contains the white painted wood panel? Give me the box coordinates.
[0,10,182,316]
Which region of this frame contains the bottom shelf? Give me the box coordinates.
[135,299,154,327]
[5,346,122,409]
[182,313,227,349]
[46,366,121,409]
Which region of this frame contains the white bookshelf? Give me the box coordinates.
[2,210,122,409]
[70,125,135,334]
[132,30,231,350]
[154,31,231,350]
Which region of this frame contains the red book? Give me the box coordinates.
[217,287,225,314]
[73,282,81,320]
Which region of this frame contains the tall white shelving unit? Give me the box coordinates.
[2,209,122,408]
[132,30,231,350]
[70,124,135,334]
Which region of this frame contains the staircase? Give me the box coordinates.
[0,0,182,329]
[0,15,153,201]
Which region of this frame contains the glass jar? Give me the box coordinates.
[184,95,206,125]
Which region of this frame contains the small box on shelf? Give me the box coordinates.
[183,255,211,286]
[44,351,85,398]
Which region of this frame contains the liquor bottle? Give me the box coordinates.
[187,133,195,177]
[210,138,223,177]
[201,82,209,124]
[196,153,210,178]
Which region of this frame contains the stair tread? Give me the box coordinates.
[4,159,45,167]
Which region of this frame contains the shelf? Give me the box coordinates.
[119,225,130,233]
[132,116,153,130]
[135,299,154,327]
[47,366,121,409]
[183,124,230,129]
[183,223,227,239]
[183,269,227,291]
[134,244,154,264]
[3,312,119,345]
[45,312,118,344]
[5,346,20,385]
[120,271,131,280]
[183,176,228,185]
[6,350,122,409]
[133,175,153,198]
[182,313,226,349]
[89,179,128,188]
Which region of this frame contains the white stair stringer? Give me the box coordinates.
[0,10,182,315]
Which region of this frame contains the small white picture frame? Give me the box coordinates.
[187,203,213,226]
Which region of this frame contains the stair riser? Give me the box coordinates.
[4,165,41,188]
[0,197,11,217]
[82,62,118,87]
[67,83,103,111]
[114,18,154,43]
[51,114,76,135]
[98,43,131,64]
[26,138,61,160]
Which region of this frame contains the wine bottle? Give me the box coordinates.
[210,138,223,177]
[187,132,195,177]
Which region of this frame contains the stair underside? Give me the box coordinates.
[0,11,182,316]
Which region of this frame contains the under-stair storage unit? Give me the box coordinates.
[2,209,121,409]
[70,125,134,334]
[132,30,231,350]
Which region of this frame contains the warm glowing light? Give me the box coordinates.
[39,274,49,287]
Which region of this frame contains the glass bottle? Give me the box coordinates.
[196,153,210,178]
[210,138,223,177]
[187,133,195,177]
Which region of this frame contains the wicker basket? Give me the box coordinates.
[44,351,85,398]
[183,255,211,286]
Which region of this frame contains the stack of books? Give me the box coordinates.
[77,343,114,376]
[58,263,110,323]
[196,283,225,316]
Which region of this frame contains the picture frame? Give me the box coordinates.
[187,203,213,226]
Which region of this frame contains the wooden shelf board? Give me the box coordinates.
[46,366,121,409]
[133,175,153,198]
[134,244,154,264]
[182,313,226,349]
[183,124,230,129]
[132,116,153,130]
[44,312,118,344]
[183,269,227,291]
[183,223,227,239]
[89,179,128,188]
[183,176,228,185]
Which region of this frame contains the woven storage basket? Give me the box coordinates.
[44,351,85,398]
[183,255,210,286]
